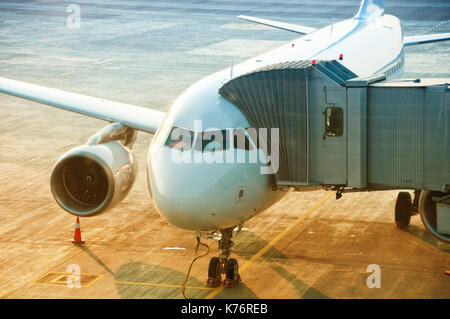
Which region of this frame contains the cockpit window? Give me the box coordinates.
[165,127,194,151]
[233,128,254,151]
[166,127,257,153]
[195,130,228,152]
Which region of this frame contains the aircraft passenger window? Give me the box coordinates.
[165,127,194,151]
[195,130,228,152]
[233,128,254,150]
[324,107,343,137]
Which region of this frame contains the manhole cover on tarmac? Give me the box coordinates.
[32,272,103,287]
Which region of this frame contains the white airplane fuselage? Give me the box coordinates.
[148,14,405,231]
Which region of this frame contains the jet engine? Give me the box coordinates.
[50,124,138,217]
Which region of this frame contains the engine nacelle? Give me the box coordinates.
[50,141,138,216]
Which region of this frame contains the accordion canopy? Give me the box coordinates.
[219,60,357,184]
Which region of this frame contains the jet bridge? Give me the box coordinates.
[219,60,449,193]
[219,60,450,243]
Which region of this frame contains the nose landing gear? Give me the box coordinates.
[206,227,241,288]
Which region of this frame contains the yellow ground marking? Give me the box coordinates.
[31,271,104,288]
[115,280,214,291]
[58,71,72,77]
[205,191,334,299]
[36,78,48,83]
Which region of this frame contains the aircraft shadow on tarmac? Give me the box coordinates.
[81,230,329,299]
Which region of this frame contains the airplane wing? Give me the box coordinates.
[0,77,166,134]
[237,15,317,35]
[403,33,450,46]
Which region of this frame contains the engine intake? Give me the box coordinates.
[51,141,137,216]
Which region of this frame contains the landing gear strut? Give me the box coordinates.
[206,227,241,288]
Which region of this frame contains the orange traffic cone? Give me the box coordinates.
[445,270,450,276]
[72,217,85,244]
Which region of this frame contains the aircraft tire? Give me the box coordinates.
[225,258,239,282]
[208,257,221,279]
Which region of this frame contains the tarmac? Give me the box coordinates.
[0,0,449,299]
[0,101,449,298]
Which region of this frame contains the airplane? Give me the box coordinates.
[0,0,449,289]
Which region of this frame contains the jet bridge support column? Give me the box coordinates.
[346,83,368,189]
[345,74,386,189]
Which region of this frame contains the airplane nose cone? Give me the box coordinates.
[148,147,224,230]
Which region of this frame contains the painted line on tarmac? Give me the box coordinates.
[205,191,334,299]
[37,35,119,83]
[115,280,214,291]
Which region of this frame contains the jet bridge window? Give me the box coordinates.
[324,107,343,137]
[195,130,228,152]
[165,127,194,151]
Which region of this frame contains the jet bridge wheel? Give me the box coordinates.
[395,192,413,229]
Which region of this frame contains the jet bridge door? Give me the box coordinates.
[321,86,347,185]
